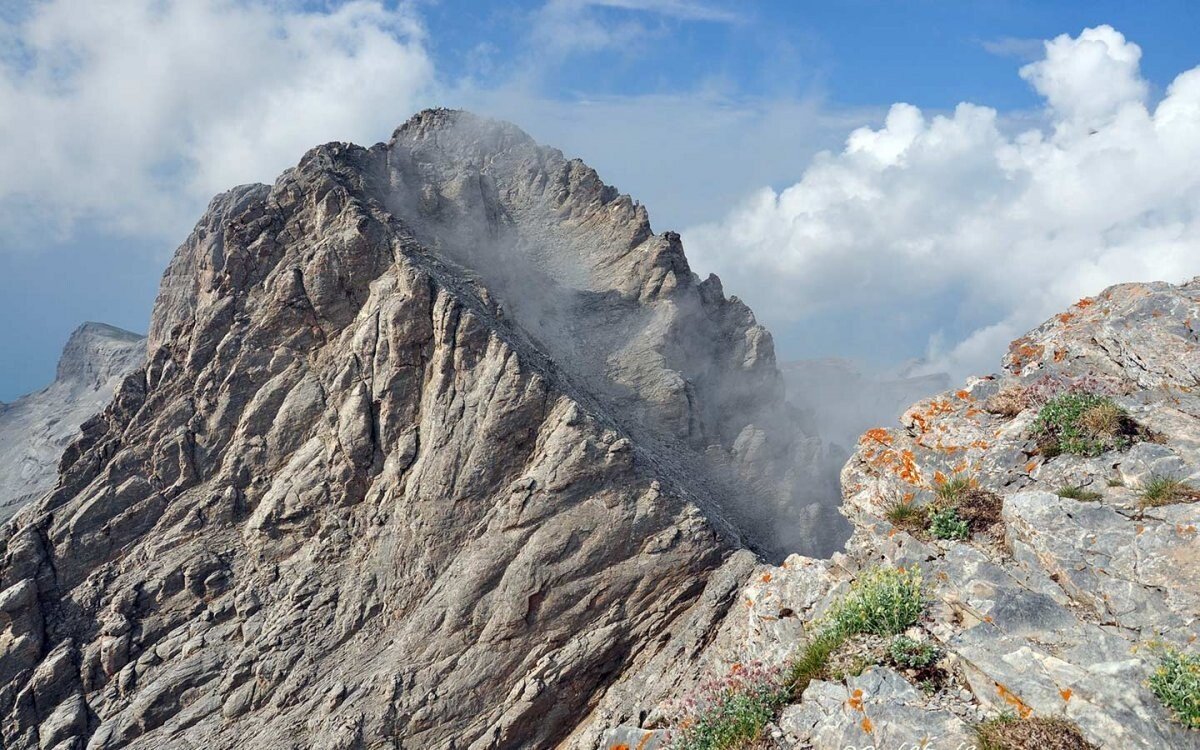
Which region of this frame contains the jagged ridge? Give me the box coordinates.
[0,110,841,749]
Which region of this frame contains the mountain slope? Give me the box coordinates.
[0,111,840,749]
[604,279,1200,749]
[0,323,145,521]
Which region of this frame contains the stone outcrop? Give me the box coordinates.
[0,110,843,749]
[602,280,1200,749]
[0,323,145,521]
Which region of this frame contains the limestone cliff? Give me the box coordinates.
[0,111,841,749]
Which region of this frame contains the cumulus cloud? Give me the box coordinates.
[0,0,432,246]
[683,25,1200,380]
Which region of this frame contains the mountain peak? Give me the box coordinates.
[56,321,145,384]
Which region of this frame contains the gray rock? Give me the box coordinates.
[637,279,1200,749]
[0,110,843,749]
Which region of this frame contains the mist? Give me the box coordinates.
[365,111,950,562]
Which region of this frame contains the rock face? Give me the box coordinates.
[0,111,842,749]
[602,280,1200,749]
[0,323,145,521]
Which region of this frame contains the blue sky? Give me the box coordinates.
[2,0,1199,400]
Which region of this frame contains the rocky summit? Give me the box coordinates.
[1,109,1196,750]
[0,110,842,749]
[0,323,145,522]
[604,280,1200,749]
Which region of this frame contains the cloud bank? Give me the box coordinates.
[684,25,1200,379]
[0,0,432,245]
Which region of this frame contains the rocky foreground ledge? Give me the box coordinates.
[605,279,1200,749]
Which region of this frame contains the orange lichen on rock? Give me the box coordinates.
[1060,688,1073,702]
[761,573,773,583]
[848,689,864,711]
[861,428,893,446]
[933,470,948,486]
[996,682,1033,718]
[1007,336,1046,371]
[956,389,972,400]
[898,449,922,484]
[1024,460,1038,474]
[1075,297,1094,309]
[927,398,955,416]
[1056,311,1075,325]
[861,717,874,733]
[1054,348,1066,363]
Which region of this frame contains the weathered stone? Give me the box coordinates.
[0,111,842,749]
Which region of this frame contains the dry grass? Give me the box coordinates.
[885,500,927,533]
[955,488,1005,531]
[1138,474,1200,508]
[1078,400,1123,437]
[985,386,1029,418]
[976,716,1098,750]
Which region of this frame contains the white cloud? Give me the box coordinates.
[683,25,1200,380]
[1019,25,1148,131]
[453,83,872,229]
[0,0,432,247]
[530,0,740,56]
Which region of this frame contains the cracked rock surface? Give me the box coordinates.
[0,110,843,749]
[602,280,1200,749]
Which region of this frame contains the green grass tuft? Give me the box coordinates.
[1139,474,1200,508]
[785,631,844,698]
[885,500,926,532]
[935,474,973,503]
[1056,485,1103,501]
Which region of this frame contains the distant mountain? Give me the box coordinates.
[0,322,145,520]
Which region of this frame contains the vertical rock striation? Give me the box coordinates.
[0,110,842,749]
